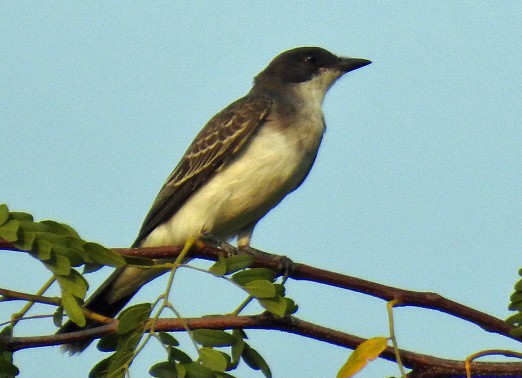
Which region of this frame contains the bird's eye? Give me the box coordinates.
[304,54,317,64]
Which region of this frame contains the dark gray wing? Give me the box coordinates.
[132,94,272,247]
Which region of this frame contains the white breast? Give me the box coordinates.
[142,75,333,248]
[142,119,324,247]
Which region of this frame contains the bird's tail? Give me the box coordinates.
[57,265,168,354]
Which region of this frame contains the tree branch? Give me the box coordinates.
[2,239,521,377]
[0,288,60,306]
[109,243,519,343]
[0,313,520,377]
[2,240,519,342]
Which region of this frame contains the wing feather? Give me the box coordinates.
[132,94,272,247]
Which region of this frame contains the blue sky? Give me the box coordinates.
[2,2,521,377]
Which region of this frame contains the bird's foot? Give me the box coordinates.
[200,232,237,255]
[237,245,295,283]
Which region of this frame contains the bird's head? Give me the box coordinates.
[254,47,371,102]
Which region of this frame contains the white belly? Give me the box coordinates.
[142,110,325,247]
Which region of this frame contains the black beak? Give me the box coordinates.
[336,57,372,73]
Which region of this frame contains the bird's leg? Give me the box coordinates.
[200,232,237,255]
[237,226,295,282]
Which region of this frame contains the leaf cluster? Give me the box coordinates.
[90,303,152,377]
[209,254,297,317]
[147,328,271,378]
[0,326,18,377]
[0,204,126,327]
[507,268,522,337]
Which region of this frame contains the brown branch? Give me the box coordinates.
[111,243,519,343]
[0,313,520,377]
[2,240,519,342]
[2,239,521,376]
[0,288,60,306]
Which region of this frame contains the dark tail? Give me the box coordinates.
[57,265,167,354]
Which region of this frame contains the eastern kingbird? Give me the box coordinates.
[59,47,371,352]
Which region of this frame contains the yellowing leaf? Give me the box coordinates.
[337,337,388,378]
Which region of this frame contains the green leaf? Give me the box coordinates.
[0,204,9,226]
[61,291,86,327]
[35,238,52,260]
[510,291,522,303]
[223,255,253,274]
[158,332,179,346]
[45,253,71,276]
[13,229,35,250]
[208,254,227,277]
[35,231,67,246]
[0,356,20,376]
[97,333,120,352]
[0,326,13,337]
[283,298,298,315]
[52,245,85,267]
[193,330,237,347]
[169,347,192,364]
[258,297,287,317]
[149,361,178,378]
[17,220,49,232]
[84,242,126,267]
[64,235,85,249]
[83,262,104,274]
[508,300,522,312]
[509,326,522,337]
[241,344,271,378]
[337,337,388,378]
[231,336,244,365]
[107,350,133,378]
[118,330,143,352]
[174,364,186,378]
[232,268,276,286]
[55,269,88,299]
[0,220,20,242]
[89,356,112,378]
[124,255,156,267]
[241,280,276,298]
[53,306,64,327]
[179,362,214,378]
[199,347,229,372]
[232,329,247,340]
[216,373,236,378]
[40,220,79,237]
[9,212,33,221]
[117,303,152,334]
[273,283,285,297]
[514,280,522,291]
[506,312,522,326]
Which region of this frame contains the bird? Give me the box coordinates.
[58,46,371,352]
